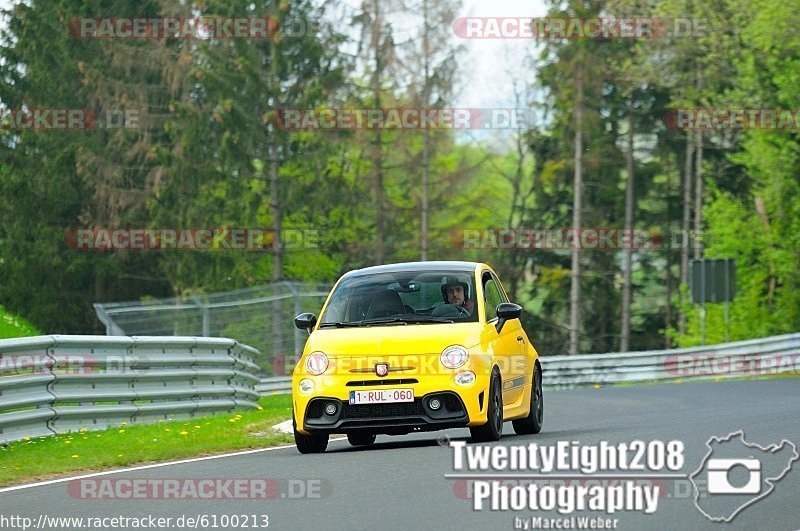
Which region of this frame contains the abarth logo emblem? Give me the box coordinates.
[375,363,389,377]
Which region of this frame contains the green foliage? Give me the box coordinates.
[0,0,797,354]
[671,0,800,345]
[0,306,40,339]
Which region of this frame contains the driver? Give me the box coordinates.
[442,281,474,313]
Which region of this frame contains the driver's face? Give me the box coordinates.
[446,285,465,306]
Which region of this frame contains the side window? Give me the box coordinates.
[483,273,503,321]
[491,272,510,303]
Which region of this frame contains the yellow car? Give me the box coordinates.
[291,261,543,453]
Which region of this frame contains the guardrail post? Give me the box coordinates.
[284,281,303,356]
[92,303,126,336]
[190,297,211,337]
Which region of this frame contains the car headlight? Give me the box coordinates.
[305,351,329,375]
[440,345,469,369]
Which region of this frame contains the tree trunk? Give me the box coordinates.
[269,0,283,364]
[420,0,430,261]
[754,197,776,306]
[665,249,673,348]
[269,0,282,281]
[664,149,674,349]
[270,150,281,281]
[621,108,634,352]
[372,2,386,263]
[679,131,693,334]
[569,62,583,355]
[693,130,703,260]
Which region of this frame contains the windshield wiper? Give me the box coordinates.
[320,315,455,328]
[318,321,363,328]
[396,315,454,324]
[356,315,453,326]
[353,317,409,326]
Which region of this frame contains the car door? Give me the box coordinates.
[482,271,527,407]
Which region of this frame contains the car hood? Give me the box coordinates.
[306,323,485,357]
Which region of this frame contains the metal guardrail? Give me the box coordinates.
[541,332,799,387]
[0,335,261,445]
[256,333,800,394]
[93,282,333,376]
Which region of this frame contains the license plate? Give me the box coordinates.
[349,389,414,405]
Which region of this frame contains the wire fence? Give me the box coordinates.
[94,282,332,375]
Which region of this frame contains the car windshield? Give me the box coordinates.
[319,270,478,326]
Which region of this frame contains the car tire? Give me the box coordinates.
[293,416,329,454]
[347,433,377,446]
[512,362,543,435]
[470,370,503,442]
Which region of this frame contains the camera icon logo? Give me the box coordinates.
[690,431,798,522]
[706,458,761,494]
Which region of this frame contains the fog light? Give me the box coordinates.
[429,398,442,410]
[324,402,338,415]
[298,378,315,394]
[455,371,476,386]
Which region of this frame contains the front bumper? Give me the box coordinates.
[293,369,491,435]
[302,391,469,434]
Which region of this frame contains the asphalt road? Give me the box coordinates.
[1,379,798,530]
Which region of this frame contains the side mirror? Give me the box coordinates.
[294,313,317,335]
[495,303,522,333]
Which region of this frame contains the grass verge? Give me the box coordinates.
[0,394,293,488]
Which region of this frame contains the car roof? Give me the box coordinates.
[346,261,484,278]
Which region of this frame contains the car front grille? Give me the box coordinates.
[340,400,425,419]
[345,378,418,387]
[441,393,463,412]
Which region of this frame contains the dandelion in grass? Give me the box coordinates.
[179,431,188,436]
[70,454,79,458]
